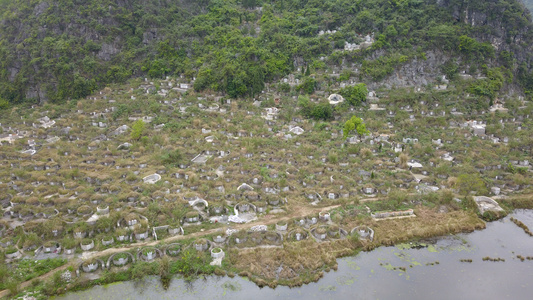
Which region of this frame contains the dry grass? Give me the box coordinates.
[370,207,485,247]
[447,176,457,187]
[500,194,533,209]
[227,238,356,286]
[399,153,408,168]
[225,206,485,287]
[360,148,372,159]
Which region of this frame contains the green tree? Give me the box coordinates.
[298,95,312,117]
[226,76,247,98]
[340,83,367,106]
[456,174,488,196]
[343,116,370,140]
[458,35,494,62]
[441,59,459,80]
[131,119,146,141]
[468,67,504,99]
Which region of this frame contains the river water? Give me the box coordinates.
[57,210,533,300]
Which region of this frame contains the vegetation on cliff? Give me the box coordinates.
[0,0,532,105]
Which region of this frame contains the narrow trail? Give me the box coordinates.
[0,203,341,299]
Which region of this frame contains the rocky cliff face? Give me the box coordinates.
[438,0,533,61]
[368,0,533,93]
[366,50,451,91]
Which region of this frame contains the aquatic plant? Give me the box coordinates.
[510,217,533,236]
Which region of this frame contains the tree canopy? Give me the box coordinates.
[343,116,370,140]
[131,119,146,141]
[340,83,368,106]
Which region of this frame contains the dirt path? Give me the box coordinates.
[0,203,341,299]
[359,192,419,203]
[79,202,341,259]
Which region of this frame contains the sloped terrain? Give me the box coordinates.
[0,71,532,294]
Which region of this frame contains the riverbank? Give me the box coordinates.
[54,209,533,300]
[5,193,533,299]
[223,207,485,288]
[3,200,493,299]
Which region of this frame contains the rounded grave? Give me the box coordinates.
[143,174,161,184]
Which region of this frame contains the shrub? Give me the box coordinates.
[298,77,316,94]
[298,96,333,120]
[169,250,215,278]
[481,210,507,221]
[130,261,156,281]
[279,82,291,92]
[131,119,146,141]
[343,116,370,139]
[161,149,183,167]
[456,174,488,196]
[339,83,367,106]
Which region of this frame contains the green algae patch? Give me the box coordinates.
[427,245,438,253]
[222,281,242,296]
[336,274,357,286]
[319,285,337,292]
[393,251,422,267]
[396,241,439,253]
[396,243,414,250]
[381,263,395,271]
[346,260,361,271]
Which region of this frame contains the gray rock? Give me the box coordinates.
[117,142,132,150]
[33,2,49,17]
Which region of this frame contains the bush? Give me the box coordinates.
[388,190,409,206]
[298,96,333,120]
[343,115,370,139]
[161,149,183,167]
[456,174,488,196]
[279,82,291,92]
[131,119,146,141]
[4,278,19,296]
[481,210,507,221]
[310,101,333,120]
[0,98,9,110]
[159,256,171,289]
[339,83,367,106]
[130,261,156,281]
[461,196,478,211]
[169,250,215,278]
[440,60,459,80]
[361,53,409,81]
[458,35,495,63]
[298,77,316,94]
[468,67,504,99]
